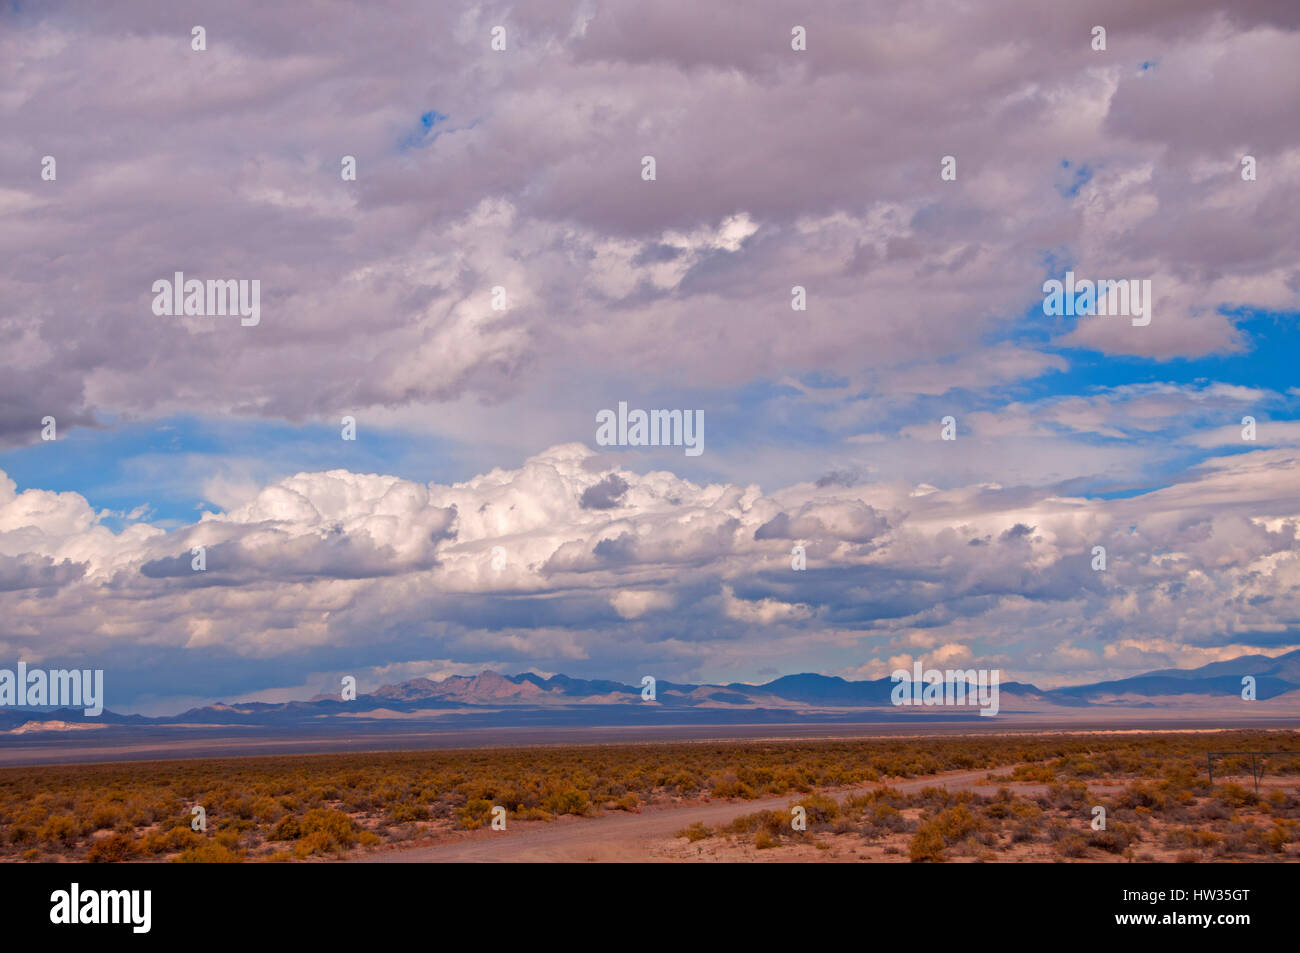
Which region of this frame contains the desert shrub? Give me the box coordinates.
[1217,832,1247,855]
[38,814,78,847]
[141,825,200,855]
[1010,822,1036,843]
[1088,821,1139,853]
[1198,800,1230,821]
[299,808,357,849]
[841,792,876,815]
[915,786,954,808]
[1010,763,1056,784]
[456,798,494,830]
[1215,783,1256,809]
[709,773,756,799]
[1265,822,1292,853]
[251,796,283,824]
[175,842,243,863]
[1120,782,1171,811]
[291,831,338,858]
[1011,800,1042,821]
[726,809,786,838]
[797,793,840,826]
[772,768,815,794]
[88,803,123,831]
[613,794,639,812]
[388,801,428,823]
[984,801,1012,819]
[933,805,980,842]
[872,805,909,833]
[1045,781,1089,810]
[909,824,946,862]
[677,822,713,843]
[1057,834,1089,858]
[542,788,592,817]
[267,815,302,841]
[87,833,137,863]
[1164,829,1220,850]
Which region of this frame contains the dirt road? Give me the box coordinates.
[353,766,1003,863]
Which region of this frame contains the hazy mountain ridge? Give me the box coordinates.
[3,649,1298,732]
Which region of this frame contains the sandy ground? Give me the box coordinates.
[353,767,1003,862]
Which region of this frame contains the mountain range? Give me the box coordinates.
[4,649,1300,733]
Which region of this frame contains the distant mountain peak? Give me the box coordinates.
[373,670,548,703]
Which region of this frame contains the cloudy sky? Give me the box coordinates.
[1,1,1299,713]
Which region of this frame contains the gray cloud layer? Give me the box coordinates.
[2,1,1298,447]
